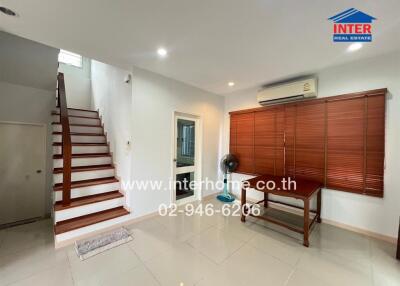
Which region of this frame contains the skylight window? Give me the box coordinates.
[58,50,82,68]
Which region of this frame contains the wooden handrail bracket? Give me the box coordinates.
[57,73,72,206]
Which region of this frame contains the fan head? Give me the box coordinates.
[220,154,239,174]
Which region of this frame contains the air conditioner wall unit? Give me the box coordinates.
[257,78,317,106]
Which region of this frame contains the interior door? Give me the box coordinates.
[0,122,46,225]
[173,115,198,204]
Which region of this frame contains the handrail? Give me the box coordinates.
[57,73,72,206]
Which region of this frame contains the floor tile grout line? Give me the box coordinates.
[2,244,70,286]
[367,238,375,285]
[131,247,163,286]
[283,267,297,286]
[187,228,249,266]
[66,248,77,286]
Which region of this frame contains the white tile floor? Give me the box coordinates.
[0,198,399,286]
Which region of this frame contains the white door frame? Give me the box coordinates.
[170,112,202,205]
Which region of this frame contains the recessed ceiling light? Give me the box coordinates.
[157,48,167,58]
[347,43,363,52]
[0,6,18,17]
[228,82,235,87]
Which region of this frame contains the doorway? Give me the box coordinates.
[0,122,46,226]
[172,113,201,205]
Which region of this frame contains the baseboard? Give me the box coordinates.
[201,192,219,202]
[321,218,397,244]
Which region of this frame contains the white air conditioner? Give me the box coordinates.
[257,78,317,106]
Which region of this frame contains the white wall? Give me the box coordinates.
[0,32,58,215]
[0,81,55,214]
[91,61,224,218]
[130,66,224,217]
[90,60,133,201]
[0,31,59,90]
[59,58,92,109]
[223,50,400,238]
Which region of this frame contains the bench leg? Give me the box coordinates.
[264,192,269,208]
[303,199,310,247]
[241,187,246,222]
[317,189,322,223]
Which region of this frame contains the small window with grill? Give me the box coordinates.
[58,50,82,68]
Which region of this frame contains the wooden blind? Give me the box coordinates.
[229,88,386,197]
[326,97,365,192]
[230,112,255,174]
[254,106,285,176]
[365,95,385,196]
[293,102,326,183]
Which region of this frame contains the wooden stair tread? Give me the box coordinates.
[53,132,105,137]
[52,112,99,119]
[54,191,123,211]
[53,142,108,146]
[54,107,98,113]
[52,122,103,127]
[53,153,111,159]
[54,207,129,235]
[54,177,119,191]
[54,164,114,174]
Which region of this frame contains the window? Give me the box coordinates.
[181,125,195,157]
[230,88,386,197]
[58,49,82,68]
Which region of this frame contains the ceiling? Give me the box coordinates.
[1,0,399,95]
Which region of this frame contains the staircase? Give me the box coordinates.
[53,73,130,244]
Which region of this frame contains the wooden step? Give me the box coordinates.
[53,153,111,159]
[52,112,99,120]
[54,207,129,235]
[53,142,108,147]
[54,107,98,113]
[54,177,119,191]
[52,122,103,128]
[54,191,123,211]
[53,164,114,174]
[53,132,105,137]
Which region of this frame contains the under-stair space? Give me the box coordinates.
[53,73,130,244]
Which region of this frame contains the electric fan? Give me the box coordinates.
[217,154,239,203]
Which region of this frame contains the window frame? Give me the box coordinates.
[58,49,83,68]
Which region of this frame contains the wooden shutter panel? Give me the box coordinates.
[254,109,275,175]
[275,108,285,176]
[254,107,285,176]
[284,105,296,177]
[326,97,365,193]
[295,102,326,183]
[234,112,255,173]
[365,94,385,196]
[229,114,237,154]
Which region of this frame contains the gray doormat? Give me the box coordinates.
[75,227,133,260]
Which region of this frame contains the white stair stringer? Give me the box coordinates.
[53,168,115,184]
[52,115,101,126]
[53,124,103,134]
[54,108,99,118]
[53,156,112,168]
[53,134,106,144]
[53,145,109,155]
[54,181,120,202]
